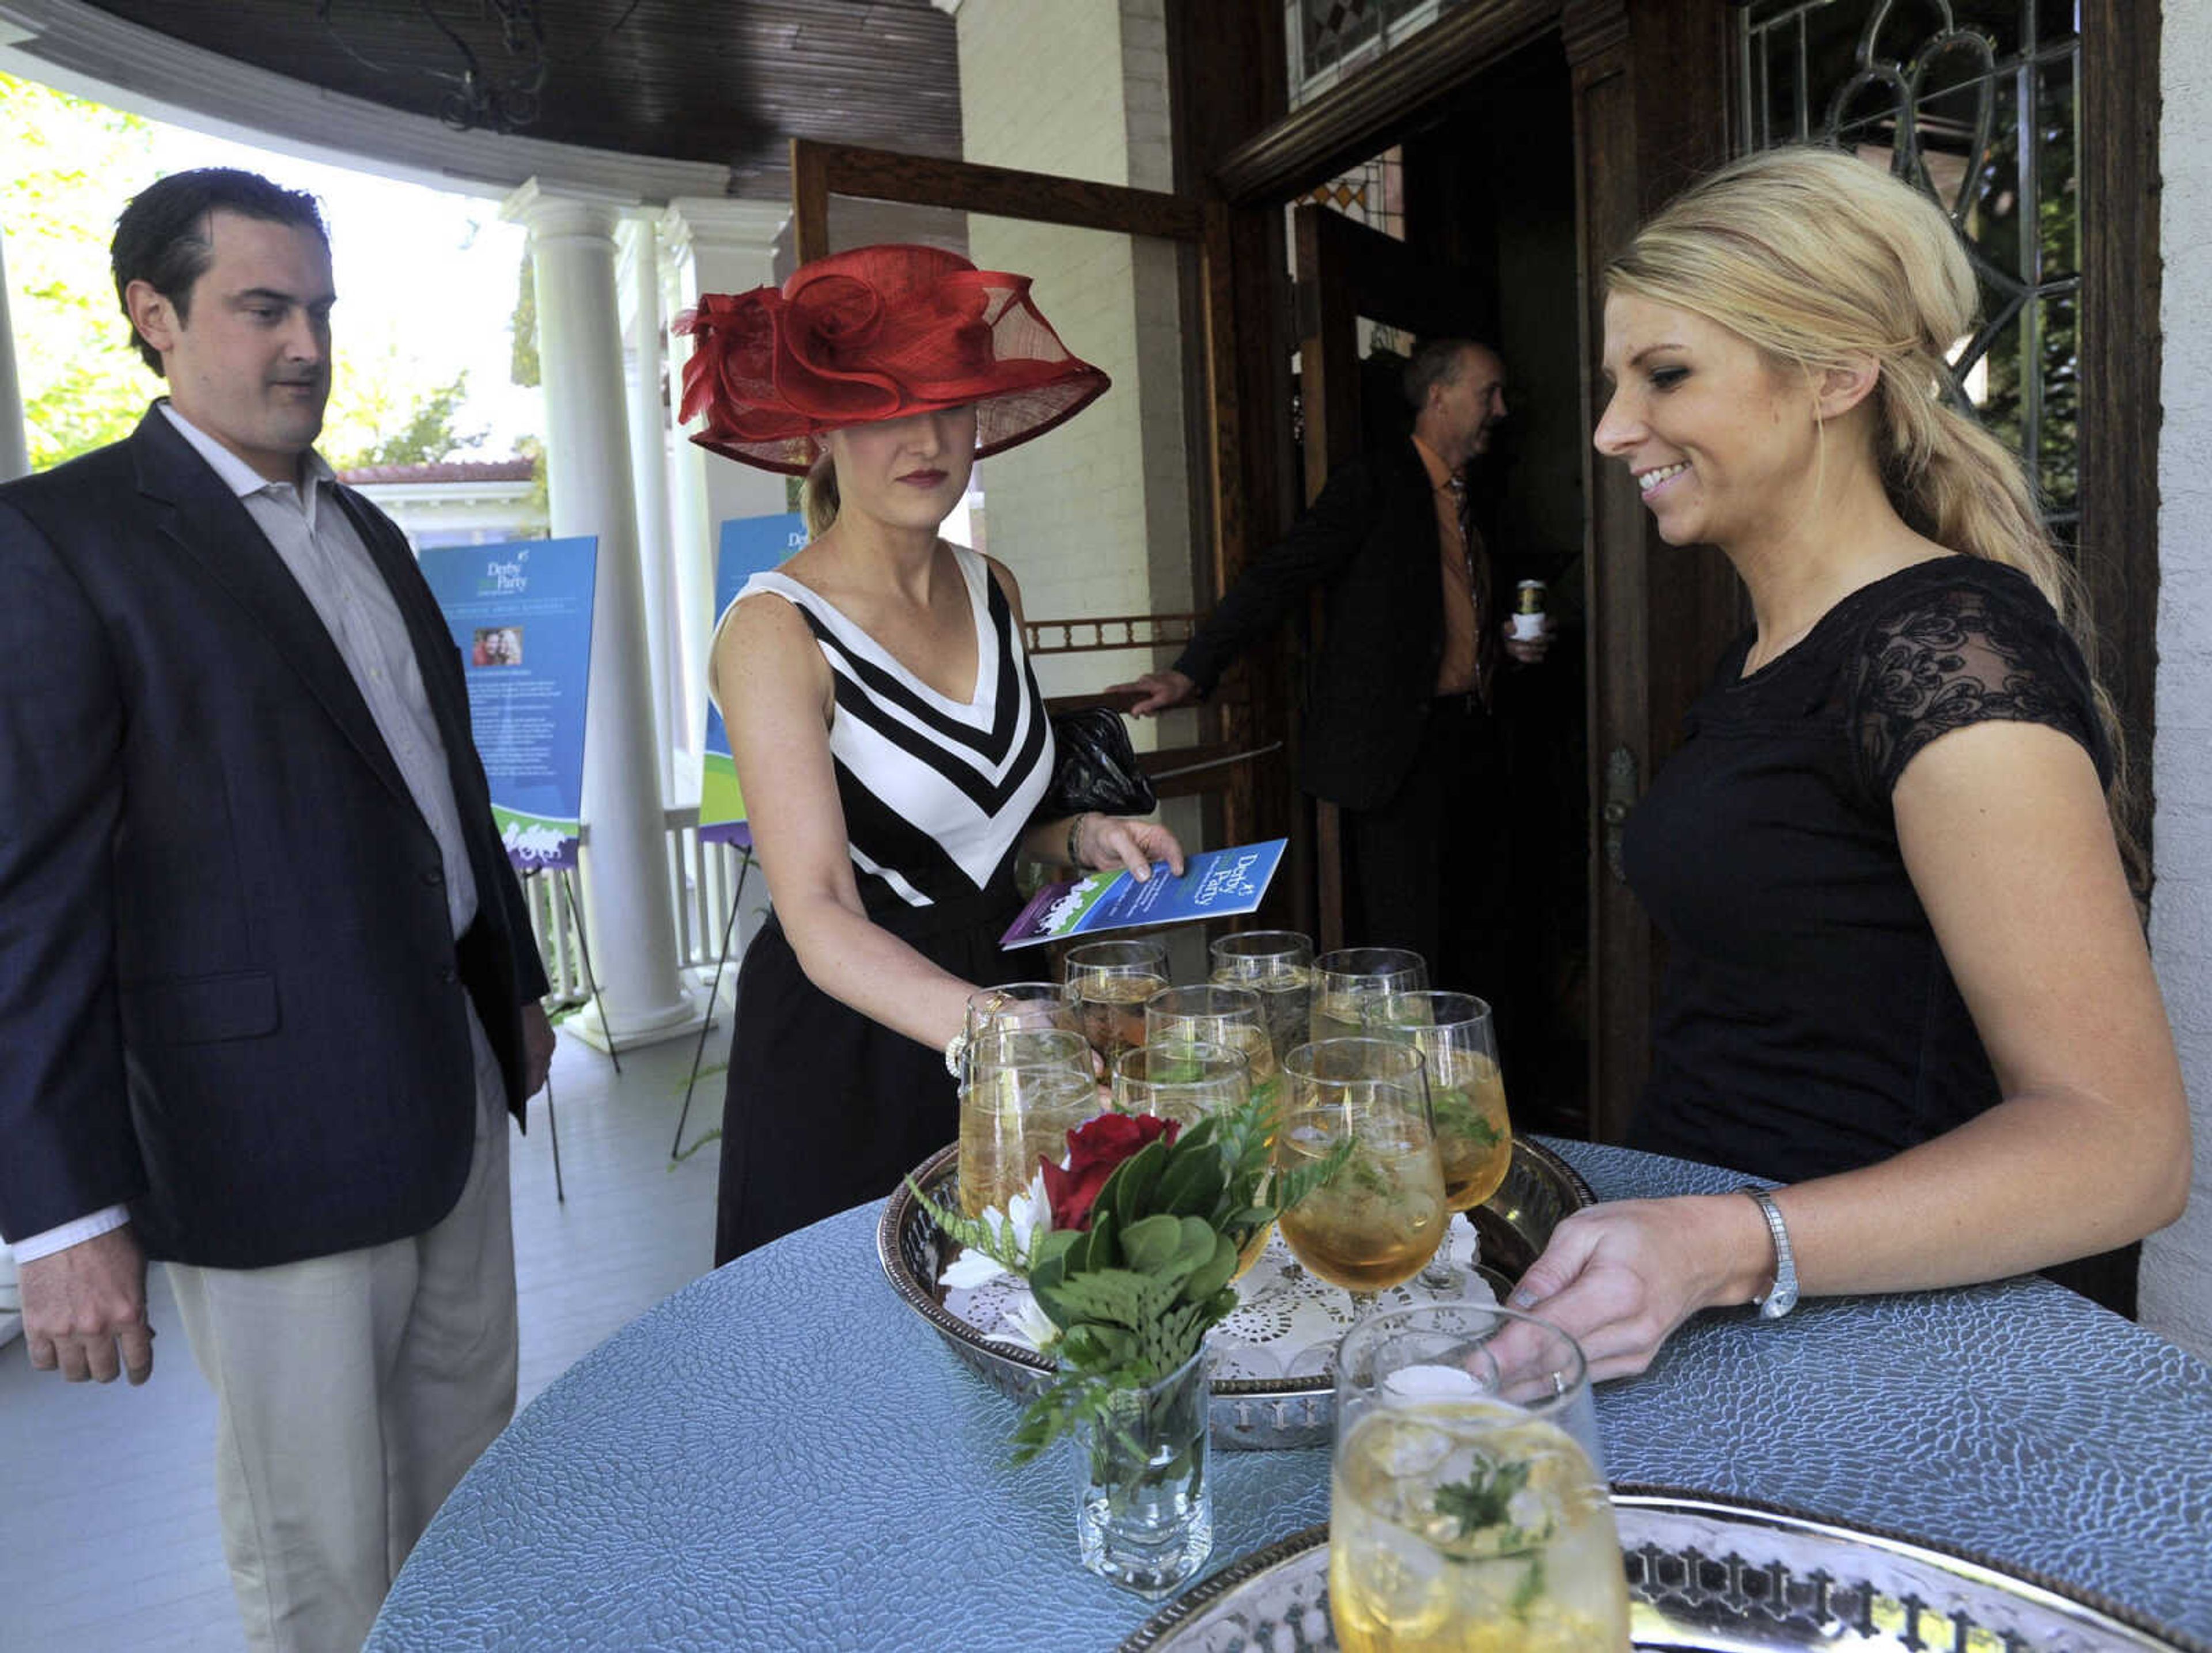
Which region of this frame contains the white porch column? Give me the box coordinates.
[617,214,679,802]
[504,179,698,1045]
[660,199,792,767]
[0,229,31,482]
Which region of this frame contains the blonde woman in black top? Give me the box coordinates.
[1513,147,2188,1374]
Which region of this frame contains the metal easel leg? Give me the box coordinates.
[556,866,621,1075]
[519,865,568,1205]
[672,850,752,1161]
[541,1066,566,1203]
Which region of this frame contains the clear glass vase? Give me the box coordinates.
[1076,1347,1214,1597]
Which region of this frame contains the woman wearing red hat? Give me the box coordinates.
[682,244,1185,1264]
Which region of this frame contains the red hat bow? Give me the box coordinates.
[677,244,1108,475]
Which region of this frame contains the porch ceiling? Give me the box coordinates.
[80,0,961,188]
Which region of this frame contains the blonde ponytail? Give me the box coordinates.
[801,449,841,539]
[1609,146,2143,890]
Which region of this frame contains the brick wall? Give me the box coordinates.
[2146,7,2212,1362]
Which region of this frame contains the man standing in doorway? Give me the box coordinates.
[0,169,554,1652]
[1114,339,1548,1006]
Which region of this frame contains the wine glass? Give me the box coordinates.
[956,1028,1097,1219]
[1363,991,1513,1294]
[1273,1037,1447,1330]
[1330,1303,1630,1649]
[964,981,1080,1042]
[1063,939,1171,1070]
[1208,930,1315,1064]
[1309,947,1428,1042]
[1116,1032,1272,1279]
[1144,984,1280,1121]
[1111,1038,1250,1132]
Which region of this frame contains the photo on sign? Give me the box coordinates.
[471,625,524,667]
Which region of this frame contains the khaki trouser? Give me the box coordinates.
[168,1021,516,1653]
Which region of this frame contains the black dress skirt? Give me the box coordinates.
[713,878,1022,1267]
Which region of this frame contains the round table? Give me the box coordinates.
[368,1141,2212,1650]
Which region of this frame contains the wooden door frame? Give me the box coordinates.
[1190,0,1737,1139]
[785,138,1257,837]
[2078,1,2163,872]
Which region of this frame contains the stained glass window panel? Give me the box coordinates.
[1738,0,2080,532]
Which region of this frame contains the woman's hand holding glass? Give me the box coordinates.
[956,1026,1099,1219]
[1063,939,1171,1071]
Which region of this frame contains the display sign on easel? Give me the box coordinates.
[419,535,600,869]
[698,513,807,845]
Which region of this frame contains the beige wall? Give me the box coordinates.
[2146,3,2212,1366]
[950,0,1195,707]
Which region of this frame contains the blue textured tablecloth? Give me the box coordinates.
[368,1140,2212,1651]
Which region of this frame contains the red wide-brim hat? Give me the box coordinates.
[676,243,1111,475]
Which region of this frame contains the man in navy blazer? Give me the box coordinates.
[0,169,554,1651]
[1113,340,1550,1000]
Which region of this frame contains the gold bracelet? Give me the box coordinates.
[1066,811,1090,869]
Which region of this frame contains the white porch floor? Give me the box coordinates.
[0,1026,728,1652]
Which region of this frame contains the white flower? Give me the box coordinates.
[938,1171,1055,1292]
[999,1293,1062,1355]
[1002,1171,1052,1256]
[940,1246,1010,1290]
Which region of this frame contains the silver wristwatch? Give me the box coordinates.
[1740,1185,1799,1319]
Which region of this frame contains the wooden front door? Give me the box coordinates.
[783,139,1270,847]
[1563,2,1740,1139]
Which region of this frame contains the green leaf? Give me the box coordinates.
[1434,1458,1533,1540]
[1179,1231,1240,1305]
[1508,1556,1547,1622]
[1153,1144,1225,1218]
[1118,1212,1187,1275]
[904,1176,1022,1271]
[1268,1135,1357,1216]
[1105,1139,1171,1233]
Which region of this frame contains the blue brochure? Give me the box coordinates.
[1000,839,1287,950]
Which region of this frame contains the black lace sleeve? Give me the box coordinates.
[1848,564,2109,801]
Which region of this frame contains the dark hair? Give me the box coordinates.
[1401,337,1496,411]
[111,168,329,374]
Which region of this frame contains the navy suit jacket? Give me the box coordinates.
[0,407,550,1269]
[1175,438,1479,812]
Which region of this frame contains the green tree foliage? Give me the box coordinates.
[1,73,155,468]
[322,369,488,471]
[510,249,540,388]
[2,72,505,472]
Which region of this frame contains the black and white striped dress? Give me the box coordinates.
[714,545,1056,1263]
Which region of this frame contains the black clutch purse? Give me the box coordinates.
[1043,707,1157,817]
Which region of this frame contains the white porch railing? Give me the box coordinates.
[521,809,757,1007]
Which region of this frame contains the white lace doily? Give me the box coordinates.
[940,1219,1502,1382]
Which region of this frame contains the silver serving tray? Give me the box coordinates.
[876,1137,1594,1451]
[1116,1491,2209,1652]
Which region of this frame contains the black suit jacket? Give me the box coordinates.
[1176,438,1489,812]
[0,408,549,1268]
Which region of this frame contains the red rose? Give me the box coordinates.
[1039,1112,1179,1232]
